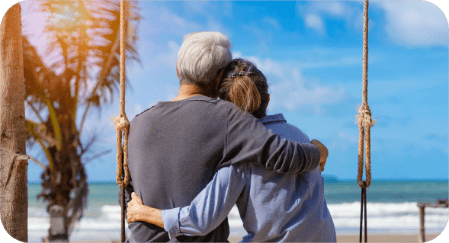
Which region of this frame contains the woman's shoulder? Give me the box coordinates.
[265,120,311,143]
[283,123,310,142]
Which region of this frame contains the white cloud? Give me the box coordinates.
[305,14,325,34]
[158,40,180,67]
[297,1,447,46]
[327,132,358,151]
[312,2,348,17]
[128,103,143,120]
[262,17,281,30]
[221,1,233,17]
[298,55,361,69]
[268,76,347,113]
[242,55,288,79]
[377,1,448,47]
[206,19,232,38]
[159,9,200,34]
[181,1,232,35]
[165,84,179,100]
[235,54,348,114]
[297,1,363,34]
[142,6,201,37]
[183,1,233,17]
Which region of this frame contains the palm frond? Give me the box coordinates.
[23,1,141,239]
[25,119,55,171]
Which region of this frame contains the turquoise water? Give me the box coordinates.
[323,180,448,204]
[29,180,449,206]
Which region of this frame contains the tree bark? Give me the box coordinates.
[0,3,28,242]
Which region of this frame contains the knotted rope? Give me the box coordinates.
[115,0,130,189]
[116,1,129,242]
[115,116,130,187]
[356,0,376,189]
[357,1,376,242]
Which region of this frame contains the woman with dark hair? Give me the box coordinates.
[127,58,336,242]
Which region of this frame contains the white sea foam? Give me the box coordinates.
[29,206,49,217]
[228,202,448,233]
[327,202,449,217]
[327,202,448,233]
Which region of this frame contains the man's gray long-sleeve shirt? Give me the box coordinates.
[118,95,320,242]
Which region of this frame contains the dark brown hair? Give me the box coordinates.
[218,59,269,119]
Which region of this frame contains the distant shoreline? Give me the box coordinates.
[28,179,449,185]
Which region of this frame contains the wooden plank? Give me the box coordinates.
[418,206,425,243]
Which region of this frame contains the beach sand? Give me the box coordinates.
[227,234,442,242]
[74,233,441,242]
[335,234,440,242]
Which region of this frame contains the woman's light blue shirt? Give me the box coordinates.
[161,114,336,242]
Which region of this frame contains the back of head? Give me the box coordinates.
[219,59,269,119]
[177,32,232,88]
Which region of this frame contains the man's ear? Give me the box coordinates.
[215,68,226,88]
[210,68,226,99]
[176,64,179,78]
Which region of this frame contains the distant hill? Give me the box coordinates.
[322,175,339,183]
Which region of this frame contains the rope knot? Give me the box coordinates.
[114,115,130,188]
[356,104,376,128]
[356,103,376,189]
[358,180,367,188]
[114,116,130,132]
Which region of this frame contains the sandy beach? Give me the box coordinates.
[335,233,440,242]
[75,233,442,243]
[230,234,442,242]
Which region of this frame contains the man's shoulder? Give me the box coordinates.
[215,98,241,109]
[130,97,242,125]
[134,105,157,119]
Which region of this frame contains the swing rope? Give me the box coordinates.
[115,0,130,188]
[356,1,376,242]
[115,0,130,242]
[357,0,375,189]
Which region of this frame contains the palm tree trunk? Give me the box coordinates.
[48,203,68,242]
[47,149,71,242]
[0,3,28,242]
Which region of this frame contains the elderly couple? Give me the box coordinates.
[118,31,336,242]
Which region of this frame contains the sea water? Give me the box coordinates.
[27,180,449,242]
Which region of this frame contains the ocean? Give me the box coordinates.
[28,180,449,242]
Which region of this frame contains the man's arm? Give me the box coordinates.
[127,165,248,239]
[223,107,321,174]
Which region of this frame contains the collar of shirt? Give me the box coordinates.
[259,113,286,125]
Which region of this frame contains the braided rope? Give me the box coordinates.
[115,0,130,188]
[356,0,376,189]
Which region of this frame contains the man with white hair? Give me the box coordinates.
[119,31,324,242]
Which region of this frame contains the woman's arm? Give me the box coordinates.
[127,192,164,228]
[127,164,248,239]
[311,139,328,171]
[118,179,134,214]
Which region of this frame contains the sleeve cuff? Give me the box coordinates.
[161,208,181,239]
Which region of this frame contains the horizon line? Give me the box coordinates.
[27,178,449,184]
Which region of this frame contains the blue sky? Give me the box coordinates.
[4,0,448,182]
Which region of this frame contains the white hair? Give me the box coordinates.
[177,32,232,87]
